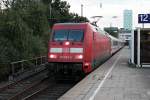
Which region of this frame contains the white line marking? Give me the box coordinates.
[89,53,122,100]
[50,48,62,53]
[70,48,83,53]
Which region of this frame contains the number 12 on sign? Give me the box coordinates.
[138,14,150,23]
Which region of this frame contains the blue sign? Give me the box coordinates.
[138,14,150,23]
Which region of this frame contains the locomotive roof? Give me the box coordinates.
[54,22,89,25]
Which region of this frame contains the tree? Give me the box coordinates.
[0,0,49,60]
[0,0,89,80]
[42,0,89,27]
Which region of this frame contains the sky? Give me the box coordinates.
[63,0,150,29]
[1,0,150,29]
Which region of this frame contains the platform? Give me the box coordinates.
[59,47,150,100]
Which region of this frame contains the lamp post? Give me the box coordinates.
[81,4,83,17]
[49,0,54,19]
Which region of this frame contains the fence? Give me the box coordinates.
[9,56,47,81]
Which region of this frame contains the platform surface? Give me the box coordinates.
[59,47,150,100]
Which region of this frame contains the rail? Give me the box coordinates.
[9,56,47,81]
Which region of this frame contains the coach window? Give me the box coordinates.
[113,41,118,46]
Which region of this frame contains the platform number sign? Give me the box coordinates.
[138,14,150,23]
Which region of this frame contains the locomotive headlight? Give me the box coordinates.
[84,63,89,66]
[75,55,83,59]
[65,41,70,45]
[49,54,57,59]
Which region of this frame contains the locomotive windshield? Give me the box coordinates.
[53,30,68,41]
[53,30,84,42]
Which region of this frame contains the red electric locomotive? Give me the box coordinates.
[47,22,122,79]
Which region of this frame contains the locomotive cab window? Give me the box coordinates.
[68,30,84,41]
[53,30,68,41]
[52,29,84,42]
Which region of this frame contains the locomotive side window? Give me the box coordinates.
[68,30,84,41]
[53,30,68,41]
[53,29,84,42]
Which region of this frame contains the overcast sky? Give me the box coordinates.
[1,0,150,29]
[63,0,150,29]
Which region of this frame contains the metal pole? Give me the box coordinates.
[142,23,144,28]
[131,29,134,64]
[50,3,52,19]
[100,3,102,8]
[81,4,83,16]
[137,28,141,67]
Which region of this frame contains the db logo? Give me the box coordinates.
[63,48,69,53]
[60,56,72,59]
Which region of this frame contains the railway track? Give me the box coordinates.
[0,68,77,100]
[0,69,48,100]
[22,82,75,100]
